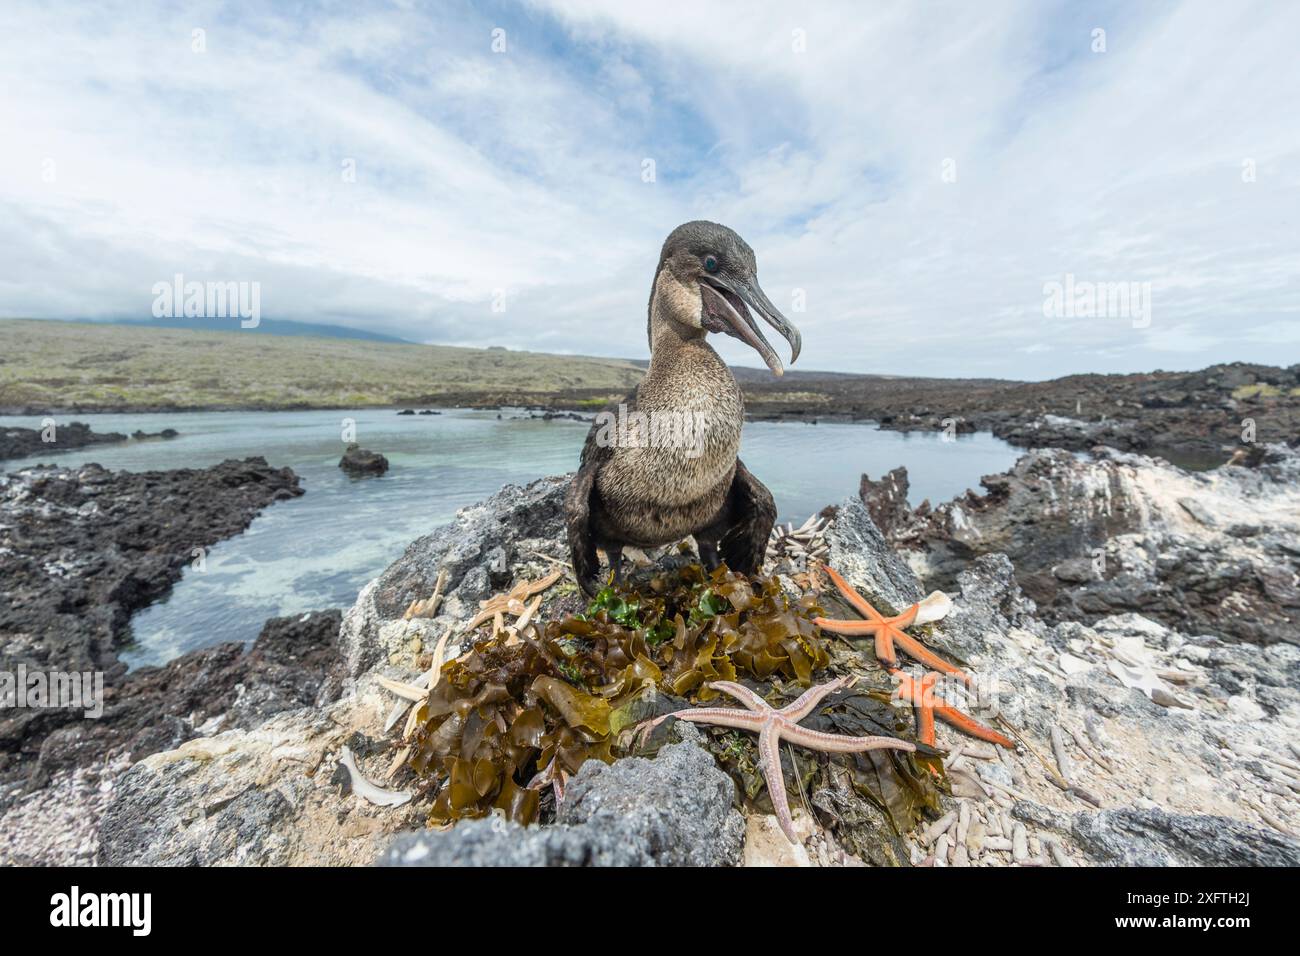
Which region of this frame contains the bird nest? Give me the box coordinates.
[396,562,943,834]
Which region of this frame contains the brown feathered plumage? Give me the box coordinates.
[565,222,799,594]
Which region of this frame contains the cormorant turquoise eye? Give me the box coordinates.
[704,255,719,273]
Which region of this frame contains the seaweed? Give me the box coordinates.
[406,562,940,834]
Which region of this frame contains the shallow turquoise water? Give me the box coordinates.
[1,409,1022,667]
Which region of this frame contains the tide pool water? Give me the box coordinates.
[1,409,1022,666]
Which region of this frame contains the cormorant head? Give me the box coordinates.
[650,220,801,377]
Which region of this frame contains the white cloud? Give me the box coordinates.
[0,0,1296,379]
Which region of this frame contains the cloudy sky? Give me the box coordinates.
[1,0,1296,379]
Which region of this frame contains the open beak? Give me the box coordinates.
[699,274,801,377]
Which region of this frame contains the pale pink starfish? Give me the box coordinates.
[638,676,916,844]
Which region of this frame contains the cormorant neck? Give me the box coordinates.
[648,311,712,372]
[647,266,708,370]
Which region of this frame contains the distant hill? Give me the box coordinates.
[0,318,1026,415]
[0,319,645,412]
[92,316,412,344]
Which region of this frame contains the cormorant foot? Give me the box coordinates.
[606,546,626,586]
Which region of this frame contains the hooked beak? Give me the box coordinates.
[699,274,801,377]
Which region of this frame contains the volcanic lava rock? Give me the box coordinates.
[380,723,744,867]
[130,428,179,441]
[339,444,389,476]
[0,421,127,463]
[84,467,1300,869]
[31,609,345,784]
[858,466,914,537]
[1064,806,1299,866]
[0,457,304,785]
[862,444,1300,644]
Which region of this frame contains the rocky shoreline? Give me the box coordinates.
[0,422,128,464]
[0,457,307,790]
[0,609,344,865]
[2,426,1297,867]
[9,361,1296,466]
[11,448,1286,868]
[743,361,1300,464]
[860,444,1300,645]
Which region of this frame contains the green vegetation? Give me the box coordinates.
[1232,383,1283,400]
[0,319,645,410]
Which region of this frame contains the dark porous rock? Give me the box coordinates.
[130,428,179,441]
[991,414,1146,454]
[30,609,345,784]
[746,360,1298,459]
[822,494,923,612]
[1070,806,1300,867]
[99,764,297,866]
[396,408,416,415]
[0,457,305,786]
[338,444,389,476]
[858,466,913,538]
[223,610,347,727]
[0,421,127,463]
[380,724,744,867]
[532,410,590,423]
[1052,557,1096,584]
[872,444,1300,644]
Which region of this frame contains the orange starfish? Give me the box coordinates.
[891,669,1014,749]
[814,565,1014,750]
[814,565,972,685]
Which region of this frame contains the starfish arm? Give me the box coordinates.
[777,676,851,721]
[822,565,885,622]
[464,602,505,631]
[633,713,671,749]
[668,707,768,733]
[813,616,883,635]
[915,697,936,746]
[933,703,1016,748]
[876,629,898,668]
[758,721,798,844]
[890,603,920,628]
[910,673,938,746]
[707,680,772,713]
[779,721,916,754]
[890,629,971,685]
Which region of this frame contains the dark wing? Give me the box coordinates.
[565,461,602,594]
[566,389,634,594]
[718,458,776,575]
